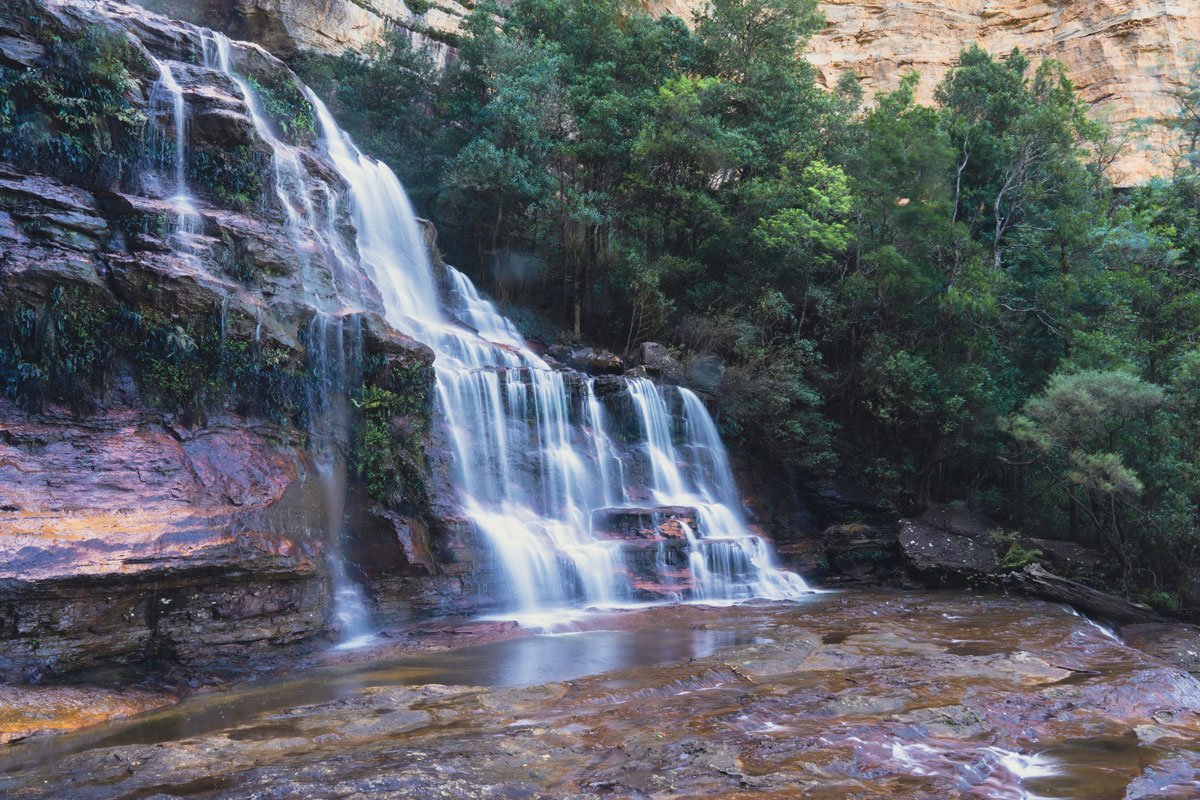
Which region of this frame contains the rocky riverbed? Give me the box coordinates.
[4,591,1200,799]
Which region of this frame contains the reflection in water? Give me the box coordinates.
[0,627,750,773]
[6,593,1200,800]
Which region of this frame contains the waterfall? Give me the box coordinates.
[153,25,809,628]
[305,94,812,616]
[147,57,199,251]
[194,32,376,644]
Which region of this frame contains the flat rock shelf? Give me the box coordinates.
[4,590,1200,799]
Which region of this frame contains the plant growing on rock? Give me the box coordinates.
[351,360,434,511]
[0,285,309,422]
[245,76,316,146]
[0,26,146,188]
[187,145,267,211]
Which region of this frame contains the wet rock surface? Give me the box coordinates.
[0,0,454,679]
[592,506,699,540]
[4,592,1200,799]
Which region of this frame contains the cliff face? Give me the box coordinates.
[138,0,465,60]
[0,0,473,680]
[802,0,1199,185]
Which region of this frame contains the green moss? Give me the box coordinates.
[0,287,116,412]
[1139,590,1180,614]
[350,360,433,510]
[0,26,146,189]
[0,284,310,422]
[187,145,267,211]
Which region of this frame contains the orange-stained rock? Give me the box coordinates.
[0,397,333,678]
[0,686,175,743]
[593,506,700,540]
[801,0,1198,185]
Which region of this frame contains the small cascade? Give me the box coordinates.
[197,31,375,643]
[147,57,200,250]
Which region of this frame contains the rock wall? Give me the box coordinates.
[801,0,1199,186]
[650,0,1200,185]
[135,0,464,60]
[0,0,454,680]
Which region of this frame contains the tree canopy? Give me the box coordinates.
[297,0,1200,613]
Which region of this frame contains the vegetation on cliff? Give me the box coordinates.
[0,23,147,189]
[296,0,1200,611]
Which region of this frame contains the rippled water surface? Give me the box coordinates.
[3,591,1200,799]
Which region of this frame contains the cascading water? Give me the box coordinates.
[192,31,376,644]
[150,25,809,630]
[305,94,813,617]
[147,57,200,251]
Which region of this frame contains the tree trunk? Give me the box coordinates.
[1068,487,1080,541]
[1006,564,1159,625]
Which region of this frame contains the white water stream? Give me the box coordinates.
[149,31,811,630]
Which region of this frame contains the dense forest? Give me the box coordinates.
[293,0,1200,611]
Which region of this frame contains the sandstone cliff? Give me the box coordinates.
[802,0,1199,185]
[647,0,1200,185]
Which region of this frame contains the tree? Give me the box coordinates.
[1009,369,1163,557]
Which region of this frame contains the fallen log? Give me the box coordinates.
[1005,563,1161,625]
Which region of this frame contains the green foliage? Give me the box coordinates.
[987,528,1043,569]
[351,361,433,509]
[1009,369,1163,499]
[0,287,112,412]
[245,76,315,145]
[0,26,146,188]
[187,145,267,210]
[0,285,308,422]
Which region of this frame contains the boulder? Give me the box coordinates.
[569,347,625,375]
[686,352,724,391]
[593,506,700,540]
[630,341,684,383]
[898,518,999,580]
[590,374,627,397]
[814,522,902,584]
[919,505,997,540]
[1026,538,1101,575]
[802,478,895,523]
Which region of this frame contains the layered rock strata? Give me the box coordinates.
[0,0,444,679]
